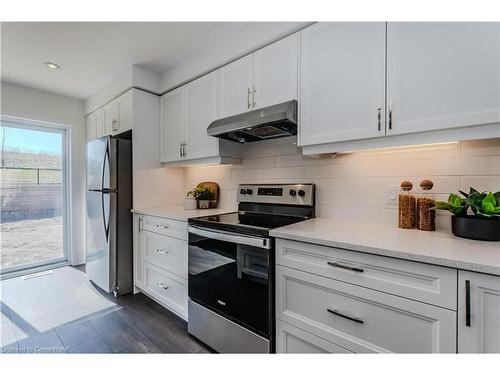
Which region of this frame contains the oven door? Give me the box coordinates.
[188,225,273,339]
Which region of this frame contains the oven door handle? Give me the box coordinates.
[188,226,271,249]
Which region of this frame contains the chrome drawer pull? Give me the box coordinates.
[327,261,364,273]
[157,283,169,290]
[327,308,364,324]
[156,224,169,229]
[156,249,169,255]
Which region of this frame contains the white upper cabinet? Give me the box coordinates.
[386,22,500,135]
[299,22,386,146]
[86,111,99,142]
[160,72,240,164]
[160,87,185,163]
[458,271,500,353]
[184,71,220,160]
[86,90,133,142]
[114,90,133,134]
[218,35,299,118]
[253,34,298,109]
[218,54,253,118]
[103,101,118,136]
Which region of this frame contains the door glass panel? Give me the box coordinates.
[188,234,270,337]
[0,120,67,273]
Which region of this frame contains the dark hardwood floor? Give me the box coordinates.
[0,266,212,354]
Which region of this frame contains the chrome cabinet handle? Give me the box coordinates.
[252,86,256,107]
[183,142,187,157]
[156,224,169,229]
[327,308,364,324]
[138,217,144,232]
[377,108,382,131]
[156,249,169,255]
[465,279,471,327]
[388,108,393,130]
[112,119,119,131]
[157,283,169,290]
[247,88,252,108]
[327,261,364,273]
[179,141,183,157]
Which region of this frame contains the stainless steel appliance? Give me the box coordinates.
[86,134,132,297]
[187,183,315,353]
[207,100,297,143]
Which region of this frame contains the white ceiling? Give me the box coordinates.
[1,22,232,99]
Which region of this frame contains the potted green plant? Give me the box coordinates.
[433,188,500,241]
[188,186,213,209]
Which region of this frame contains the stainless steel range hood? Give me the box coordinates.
[207,100,297,143]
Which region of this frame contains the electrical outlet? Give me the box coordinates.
[386,185,399,204]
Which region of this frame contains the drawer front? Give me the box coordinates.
[277,265,456,353]
[276,319,352,353]
[143,231,187,279]
[143,262,188,319]
[143,215,187,240]
[276,239,457,310]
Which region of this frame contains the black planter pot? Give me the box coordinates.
[451,215,500,241]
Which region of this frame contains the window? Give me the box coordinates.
[0,117,69,275]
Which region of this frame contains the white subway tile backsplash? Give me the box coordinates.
[181,137,500,231]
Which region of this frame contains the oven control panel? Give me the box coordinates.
[257,187,283,196]
[237,184,315,206]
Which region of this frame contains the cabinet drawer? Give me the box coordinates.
[143,215,187,240]
[276,239,457,310]
[143,262,188,319]
[276,320,352,353]
[276,265,456,353]
[143,231,187,279]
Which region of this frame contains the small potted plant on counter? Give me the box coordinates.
[188,185,213,209]
[433,188,500,241]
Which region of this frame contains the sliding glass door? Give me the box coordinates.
[0,118,69,275]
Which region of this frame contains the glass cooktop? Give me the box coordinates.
[188,211,308,237]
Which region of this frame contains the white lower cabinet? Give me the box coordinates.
[276,320,353,353]
[458,271,500,353]
[276,265,456,353]
[133,214,188,320]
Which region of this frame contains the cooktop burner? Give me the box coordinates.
[188,184,316,237]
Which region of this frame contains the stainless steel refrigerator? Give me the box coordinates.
[86,135,132,297]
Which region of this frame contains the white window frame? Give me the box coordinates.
[0,115,72,278]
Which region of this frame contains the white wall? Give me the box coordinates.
[160,22,310,92]
[85,66,161,115]
[131,89,184,209]
[1,81,87,265]
[184,136,500,231]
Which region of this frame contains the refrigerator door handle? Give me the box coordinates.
[102,192,110,243]
[101,140,110,191]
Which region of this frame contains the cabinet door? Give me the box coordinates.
[115,90,133,134]
[458,271,500,353]
[184,72,219,160]
[387,22,500,136]
[103,102,118,136]
[159,87,185,162]
[218,54,253,118]
[86,112,97,142]
[133,215,145,289]
[253,34,298,109]
[299,22,386,146]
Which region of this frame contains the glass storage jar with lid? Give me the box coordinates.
[398,181,416,229]
[416,179,436,231]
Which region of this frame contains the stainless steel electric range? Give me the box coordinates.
[187,183,316,353]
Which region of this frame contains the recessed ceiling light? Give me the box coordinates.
[44,62,61,70]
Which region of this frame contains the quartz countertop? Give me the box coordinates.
[269,218,500,276]
[131,205,236,222]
